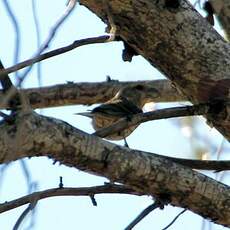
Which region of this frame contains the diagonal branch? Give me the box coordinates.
[79,0,230,140]
[162,209,187,230]
[16,0,77,85]
[93,104,230,171]
[13,201,37,230]
[94,104,209,139]
[124,202,160,230]
[0,111,229,226]
[0,35,111,78]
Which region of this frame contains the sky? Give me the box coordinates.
[0,0,229,230]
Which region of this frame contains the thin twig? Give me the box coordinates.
[59,176,64,188]
[90,195,97,206]
[13,200,37,230]
[0,0,78,111]
[16,0,77,86]
[0,164,10,191]
[94,104,209,139]
[0,184,141,214]
[2,0,21,77]
[19,160,37,194]
[32,0,42,86]
[0,35,110,78]
[124,202,159,230]
[161,209,186,230]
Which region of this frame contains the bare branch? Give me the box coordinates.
[31,0,42,86]
[79,0,230,140]
[94,104,209,139]
[0,184,140,214]
[0,80,185,109]
[124,202,160,230]
[161,209,187,230]
[0,112,229,225]
[92,104,230,171]
[0,35,111,79]
[12,201,37,230]
[2,0,21,72]
[16,0,77,85]
[0,1,78,110]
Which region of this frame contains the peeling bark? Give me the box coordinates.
[79,0,230,140]
[0,111,229,226]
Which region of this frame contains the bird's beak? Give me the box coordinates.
[74,112,93,118]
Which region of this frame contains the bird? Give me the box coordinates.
[76,84,158,141]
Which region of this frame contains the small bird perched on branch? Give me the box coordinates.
[76,84,158,141]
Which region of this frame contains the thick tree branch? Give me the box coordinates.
[0,60,21,110]
[79,0,230,140]
[93,104,230,171]
[0,184,140,214]
[0,80,185,109]
[0,111,229,226]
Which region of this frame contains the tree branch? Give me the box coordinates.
[79,0,230,140]
[94,104,209,139]
[0,111,229,226]
[93,104,230,171]
[0,35,111,78]
[13,201,37,230]
[0,184,140,214]
[124,202,160,230]
[162,209,187,230]
[0,80,185,109]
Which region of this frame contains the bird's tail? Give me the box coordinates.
[74,112,93,118]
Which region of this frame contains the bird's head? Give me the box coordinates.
[114,84,159,108]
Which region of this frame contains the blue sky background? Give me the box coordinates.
[0,1,229,229]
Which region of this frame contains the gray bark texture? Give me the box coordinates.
[0,80,184,109]
[0,111,229,226]
[1,0,230,228]
[79,0,230,140]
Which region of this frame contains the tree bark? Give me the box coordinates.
[79,0,230,140]
[0,111,229,226]
[0,80,184,109]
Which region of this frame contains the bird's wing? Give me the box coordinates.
[92,98,142,117]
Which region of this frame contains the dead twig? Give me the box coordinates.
[0,35,111,79]
[0,184,141,214]
[124,202,160,230]
[161,209,186,230]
